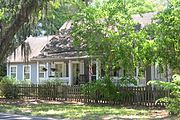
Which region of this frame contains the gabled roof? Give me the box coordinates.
[8,36,54,63]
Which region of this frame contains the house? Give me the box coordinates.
[7,21,97,85]
[6,12,171,86]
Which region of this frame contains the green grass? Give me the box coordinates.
[0,103,168,119]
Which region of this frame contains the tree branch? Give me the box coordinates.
[0,0,43,63]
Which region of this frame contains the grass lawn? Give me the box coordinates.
[0,100,172,120]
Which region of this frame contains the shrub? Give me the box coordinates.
[81,77,121,102]
[38,79,63,99]
[17,79,32,85]
[148,74,180,116]
[16,79,34,97]
[41,79,63,85]
[118,76,138,86]
[0,76,18,99]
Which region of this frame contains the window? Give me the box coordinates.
[113,70,119,77]
[10,65,17,79]
[39,64,46,78]
[23,65,31,80]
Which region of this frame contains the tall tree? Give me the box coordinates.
[0,0,85,63]
[150,0,180,74]
[35,0,82,36]
[0,0,50,63]
[72,0,155,77]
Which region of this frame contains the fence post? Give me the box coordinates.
[95,90,98,103]
[13,85,16,99]
[53,84,56,101]
[63,85,67,101]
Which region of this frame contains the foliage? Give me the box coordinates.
[124,0,156,14]
[41,79,64,85]
[148,74,180,116]
[81,78,121,101]
[38,79,64,99]
[17,79,32,85]
[0,0,48,63]
[0,76,18,99]
[72,0,151,77]
[0,64,6,78]
[118,76,138,87]
[36,0,81,36]
[149,0,180,74]
[0,0,85,63]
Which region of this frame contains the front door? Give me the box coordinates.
[72,63,80,85]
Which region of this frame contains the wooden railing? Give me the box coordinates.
[3,84,170,107]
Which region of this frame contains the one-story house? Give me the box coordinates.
[6,12,171,86]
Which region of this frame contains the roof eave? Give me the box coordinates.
[30,55,92,61]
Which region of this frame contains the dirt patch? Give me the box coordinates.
[0,98,25,105]
[149,109,169,119]
[0,98,84,106]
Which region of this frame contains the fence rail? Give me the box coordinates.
[1,84,169,107]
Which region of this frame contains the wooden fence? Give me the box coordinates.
[3,84,170,107]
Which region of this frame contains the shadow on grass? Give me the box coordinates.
[0,101,175,120]
[28,103,150,119]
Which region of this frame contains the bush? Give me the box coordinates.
[17,79,32,85]
[16,79,34,97]
[0,76,18,99]
[41,79,63,85]
[148,74,180,116]
[81,77,121,102]
[118,76,138,86]
[38,79,64,99]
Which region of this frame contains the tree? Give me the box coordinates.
[34,0,82,36]
[150,0,180,74]
[0,64,6,78]
[0,0,85,63]
[72,0,156,78]
[0,0,50,63]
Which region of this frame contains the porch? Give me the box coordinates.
[36,59,100,85]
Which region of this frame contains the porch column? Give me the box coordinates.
[46,62,49,80]
[68,60,73,85]
[135,66,139,78]
[80,60,84,74]
[135,66,139,85]
[96,60,99,80]
[89,60,92,82]
[37,61,39,85]
[151,65,155,80]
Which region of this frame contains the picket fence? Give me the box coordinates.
[8,84,170,107]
